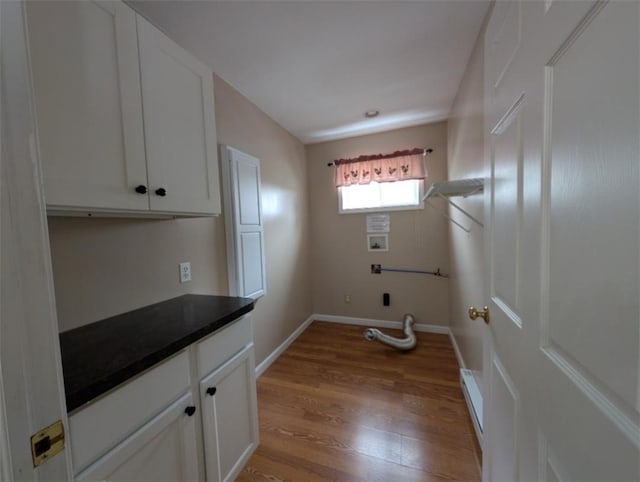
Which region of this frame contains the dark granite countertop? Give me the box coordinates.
[60,294,254,412]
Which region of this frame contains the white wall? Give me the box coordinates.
[214,75,313,365]
[446,17,488,381]
[306,123,450,326]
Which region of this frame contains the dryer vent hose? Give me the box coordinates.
[363,314,416,351]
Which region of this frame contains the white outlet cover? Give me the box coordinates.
[179,262,191,283]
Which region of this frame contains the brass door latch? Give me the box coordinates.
[468,305,490,324]
[31,420,64,467]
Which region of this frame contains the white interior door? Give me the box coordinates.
[483,1,639,480]
[221,146,266,300]
[1,1,72,479]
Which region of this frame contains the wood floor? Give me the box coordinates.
[237,321,481,481]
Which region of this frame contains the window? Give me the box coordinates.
[339,179,423,213]
[333,147,429,213]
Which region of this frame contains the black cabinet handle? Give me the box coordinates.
[206,387,217,397]
[184,406,196,417]
[155,188,167,197]
[134,185,148,194]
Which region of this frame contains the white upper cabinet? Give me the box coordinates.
[27,0,221,216]
[27,0,148,212]
[137,17,221,215]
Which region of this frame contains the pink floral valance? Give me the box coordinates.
[334,148,428,187]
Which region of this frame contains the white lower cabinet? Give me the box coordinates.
[68,316,257,482]
[200,344,259,482]
[76,393,199,482]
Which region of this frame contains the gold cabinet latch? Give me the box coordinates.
[30,420,65,467]
[468,305,490,324]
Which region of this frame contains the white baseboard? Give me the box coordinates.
[314,313,450,335]
[449,330,466,369]
[255,314,314,377]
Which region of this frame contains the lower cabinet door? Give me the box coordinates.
[75,393,200,482]
[200,343,259,482]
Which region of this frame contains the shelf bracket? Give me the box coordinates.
[437,193,484,227]
[425,193,484,233]
[423,178,485,232]
[425,199,472,233]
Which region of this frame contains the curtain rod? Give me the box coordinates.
[327,148,432,167]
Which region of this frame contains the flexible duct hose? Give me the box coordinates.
[363,313,416,351]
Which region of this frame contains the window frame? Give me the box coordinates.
[338,179,425,214]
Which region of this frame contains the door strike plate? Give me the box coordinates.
[30,420,65,467]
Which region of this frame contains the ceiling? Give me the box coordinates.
[129,1,490,144]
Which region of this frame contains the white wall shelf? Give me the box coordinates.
[423,178,484,232]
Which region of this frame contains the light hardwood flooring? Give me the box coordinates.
[237,321,482,481]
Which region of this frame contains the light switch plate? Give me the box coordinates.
[179,262,191,283]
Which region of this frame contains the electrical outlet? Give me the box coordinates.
[179,262,191,283]
[344,294,351,303]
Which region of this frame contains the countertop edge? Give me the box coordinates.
[64,299,254,413]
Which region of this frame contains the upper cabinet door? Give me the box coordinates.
[137,16,221,215]
[27,1,149,211]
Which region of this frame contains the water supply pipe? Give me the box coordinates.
[363,313,416,351]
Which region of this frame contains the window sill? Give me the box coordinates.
[339,203,424,214]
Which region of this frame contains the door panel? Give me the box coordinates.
[484,5,531,479]
[538,436,565,482]
[487,354,520,482]
[489,0,522,91]
[543,0,639,413]
[484,1,640,481]
[238,162,261,225]
[240,232,264,297]
[538,2,640,479]
[490,94,524,327]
